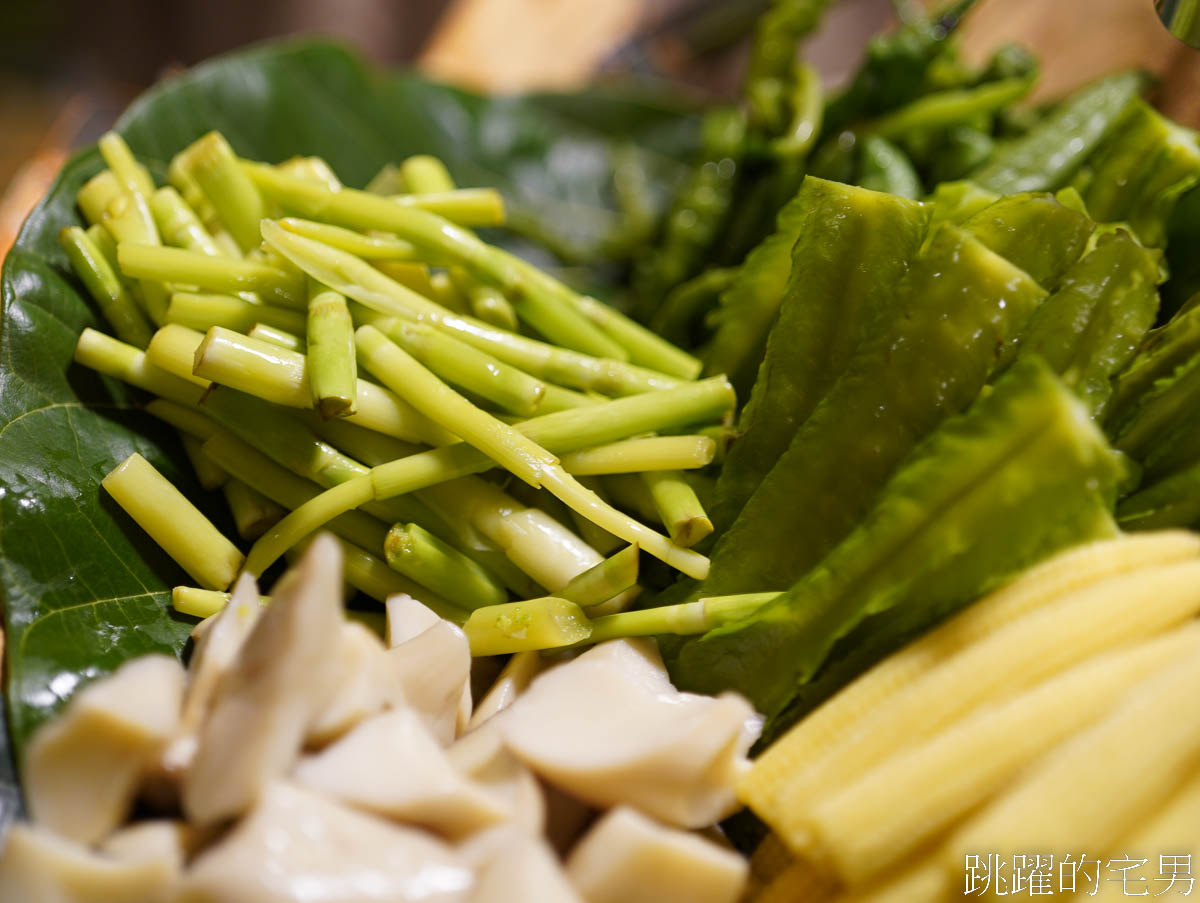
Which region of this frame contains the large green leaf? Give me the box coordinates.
[0,38,700,807]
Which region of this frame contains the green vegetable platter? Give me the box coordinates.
[0,38,702,817]
[6,0,1200,862]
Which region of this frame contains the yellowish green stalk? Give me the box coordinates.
[300,414,420,466]
[117,243,305,309]
[248,174,622,357]
[96,132,159,243]
[572,294,702,380]
[385,522,509,610]
[166,291,307,336]
[77,170,121,227]
[102,452,243,590]
[247,160,506,227]
[145,324,210,388]
[247,322,305,352]
[181,434,227,490]
[172,586,269,619]
[58,226,153,347]
[276,156,342,191]
[641,470,714,548]
[306,286,358,418]
[262,220,681,394]
[464,597,591,656]
[201,431,388,555]
[149,186,222,256]
[223,477,287,540]
[389,321,548,417]
[558,545,640,608]
[145,399,219,440]
[192,326,453,444]
[74,328,205,408]
[242,376,735,574]
[176,132,265,252]
[276,217,419,259]
[585,592,779,644]
[559,435,716,475]
[329,535,468,622]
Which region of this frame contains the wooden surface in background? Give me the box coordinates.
[944,0,1200,125]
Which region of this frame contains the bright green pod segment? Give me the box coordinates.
[385,522,508,612]
[306,287,359,419]
[276,217,419,260]
[102,452,244,591]
[58,226,153,348]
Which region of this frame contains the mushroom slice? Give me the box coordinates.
[176,781,473,903]
[448,716,545,836]
[386,593,443,647]
[501,639,761,828]
[464,827,583,903]
[565,807,748,903]
[24,654,185,845]
[99,819,194,870]
[306,621,389,746]
[384,620,472,745]
[294,707,508,839]
[467,650,545,729]
[183,534,344,826]
[163,574,262,776]
[0,824,176,903]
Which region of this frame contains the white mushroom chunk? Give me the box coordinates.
[565,806,748,903]
[294,707,508,839]
[306,621,389,746]
[384,620,472,745]
[386,593,443,647]
[24,654,185,845]
[448,716,545,836]
[99,819,194,870]
[175,781,473,903]
[464,827,583,903]
[501,639,762,828]
[163,574,262,776]
[467,650,545,730]
[0,824,176,903]
[182,534,345,826]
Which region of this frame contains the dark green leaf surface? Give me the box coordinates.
[0,39,699,794]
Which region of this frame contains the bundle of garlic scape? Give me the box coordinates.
[0,534,762,903]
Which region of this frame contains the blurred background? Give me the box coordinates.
[1,0,1198,252]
